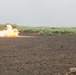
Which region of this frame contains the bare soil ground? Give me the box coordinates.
[0,33,76,75]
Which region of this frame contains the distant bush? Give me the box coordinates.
[0,24,76,35]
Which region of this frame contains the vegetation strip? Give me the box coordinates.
[0,24,76,35]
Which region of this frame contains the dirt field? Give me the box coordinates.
[0,34,76,75]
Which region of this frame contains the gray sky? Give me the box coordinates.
[0,0,76,27]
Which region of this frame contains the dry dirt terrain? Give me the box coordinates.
[0,33,76,75]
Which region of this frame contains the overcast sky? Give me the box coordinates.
[0,0,76,27]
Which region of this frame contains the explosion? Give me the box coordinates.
[0,25,19,37]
